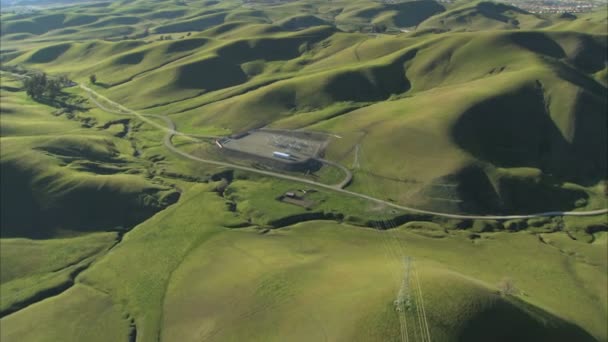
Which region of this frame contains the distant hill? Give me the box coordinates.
[1,1,607,342]
[0,0,108,8]
[418,1,550,31]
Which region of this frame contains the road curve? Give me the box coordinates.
[78,82,608,220]
[317,158,353,189]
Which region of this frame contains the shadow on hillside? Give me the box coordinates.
[458,295,597,342]
[451,81,606,185]
[509,31,565,59]
[449,80,605,213]
[0,160,181,239]
[26,43,71,63]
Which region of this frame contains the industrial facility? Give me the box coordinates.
[273,151,291,160]
[217,129,328,172]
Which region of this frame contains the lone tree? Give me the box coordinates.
[89,74,97,84]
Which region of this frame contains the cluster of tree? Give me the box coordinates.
[371,23,388,33]
[23,73,71,99]
[121,28,152,41]
[159,32,191,41]
[115,30,192,42]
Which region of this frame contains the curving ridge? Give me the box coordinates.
[75,82,608,220]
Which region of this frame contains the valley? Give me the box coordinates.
[0,0,606,341]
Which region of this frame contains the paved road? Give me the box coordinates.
[6,71,605,219]
[78,83,608,220]
[317,157,353,188]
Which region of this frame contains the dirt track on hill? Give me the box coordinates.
[74,82,608,220]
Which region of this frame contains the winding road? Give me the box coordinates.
[77,83,608,220]
[2,68,603,220]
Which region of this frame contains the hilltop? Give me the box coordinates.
[0,0,606,341]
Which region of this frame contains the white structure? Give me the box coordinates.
[273,151,291,159]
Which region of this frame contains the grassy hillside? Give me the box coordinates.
[334,0,445,31]
[0,232,117,316]
[2,180,604,341]
[3,2,605,215]
[1,1,606,341]
[0,76,180,238]
[0,284,132,342]
[417,1,550,32]
[546,7,608,35]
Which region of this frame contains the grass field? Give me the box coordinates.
[3,181,604,341]
[1,0,606,341]
[0,77,181,238]
[0,232,118,316]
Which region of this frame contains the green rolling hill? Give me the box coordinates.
[0,0,606,341]
[417,1,550,31]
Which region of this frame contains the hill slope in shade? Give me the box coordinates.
[0,85,179,238]
[417,1,549,31]
[0,0,606,341]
